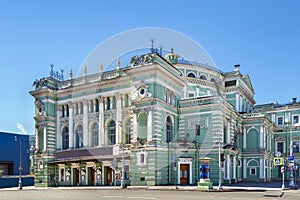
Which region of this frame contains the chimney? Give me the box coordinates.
[292,97,297,104]
[234,64,240,72]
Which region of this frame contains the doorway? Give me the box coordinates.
[106,167,113,186]
[88,167,95,186]
[72,168,80,186]
[180,164,189,185]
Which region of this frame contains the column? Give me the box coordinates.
[68,102,74,149]
[227,120,230,144]
[64,105,68,117]
[98,97,104,146]
[116,94,122,144]
[260,158,265,179]
[226,154,230,180]
[147,109,152,141]
[43,125,47,151]
[260,126,264,148]
[243,158,247,179]
[133,113,137,142]
[35,125,39,150]
[235,94,239,112]
[243,127,247,149]
[83,100,89,147]
[56,106,61,150]
[233,155,236,180]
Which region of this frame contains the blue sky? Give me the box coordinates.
[0,0,300,135]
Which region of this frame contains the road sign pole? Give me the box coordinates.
[281,166,285,189]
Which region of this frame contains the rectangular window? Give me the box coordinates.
[250,168,256,175]
[293,115,299,124]
[188,93,194,98]
[293,141,300,153]
[137,152,147,166]
[277,116,283,126]
[277,142,284,154]
[196,124,201,136]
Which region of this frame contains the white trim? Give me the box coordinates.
[177,160,192,185]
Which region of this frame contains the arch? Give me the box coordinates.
[247,159,259,167]
[210,78,216,82]
[246,128,259,148]
[199,75,207,80]
[75,124,83,148]
[62,126,69,150]
[138,112,148,141]
[187,72,196,78]
[107,120,116,145]
[166,116,173,143]
[90,121,99,147]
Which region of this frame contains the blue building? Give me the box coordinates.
[0,132,30,176]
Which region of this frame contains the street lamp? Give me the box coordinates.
[14,136,22,190]
[285,109,296,188]
[119,120,125,189]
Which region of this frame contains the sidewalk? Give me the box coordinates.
[0,182,298,192]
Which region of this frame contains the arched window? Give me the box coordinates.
[75,125,83,148]
[200,75,207,80]
[62,126,69,150]
[166,116,173,143]
[138,113,148,140]
[108,121,116,145]
[125,120,132,144]
[210,78,216,83]
[187,73,196,78]
[91,123,99,147]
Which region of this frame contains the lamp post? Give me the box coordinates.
[119,121,125,189]
[14,136,22,190]
[285,108,295,188]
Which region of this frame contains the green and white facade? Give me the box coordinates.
[30,51,299,187]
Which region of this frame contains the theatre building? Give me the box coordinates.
[30,48,299,187]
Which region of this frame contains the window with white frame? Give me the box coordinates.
[276,141,285,154]
[250,168,256,175]
[293,115,299,125]
[293,141,300,153]
[137,152,147,166]
[277,116,284,126]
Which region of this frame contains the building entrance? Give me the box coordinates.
[180,164,189,185]
[72,168,80,186]
[106,167,113,186]
[88,167,95,186]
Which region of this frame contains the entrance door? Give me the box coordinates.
[88,167,95,186]
[72,168,80,186]
[106,167,113,186]
[180,164,189,185]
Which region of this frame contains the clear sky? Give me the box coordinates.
[1,0,300,135]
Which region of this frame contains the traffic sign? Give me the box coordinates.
[288,155,294,161]
[274,157,283,166]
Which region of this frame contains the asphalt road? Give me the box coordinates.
[0,189,299,200]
